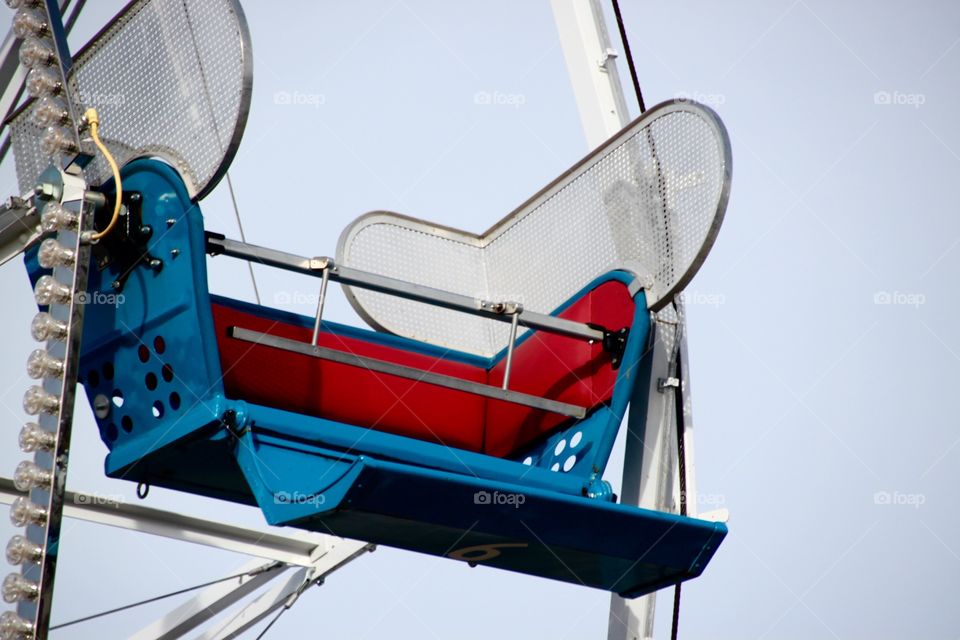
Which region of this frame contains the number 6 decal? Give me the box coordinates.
[448,542,529,563]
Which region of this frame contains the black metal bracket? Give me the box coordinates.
[92,191,162,291]
[205,230,227,256]
[602,327,629,369]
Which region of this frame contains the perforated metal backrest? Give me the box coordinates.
[337,100,731,358]
[8,0,252,201]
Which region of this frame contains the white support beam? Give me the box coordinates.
[550,5,705,639]
[197,540,374,640]
[550,0,631,147]
[0,478,328,567]
[127,559,290,640]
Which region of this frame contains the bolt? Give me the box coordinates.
[170,249,180,258]
[148,258,163,271]
[93,394,110,419]
[33,183,58,201]
[111,280,121,290]
[130,193,141,202]
[4,195,26,210]
[139,225,153,239]
[165,218,176,228]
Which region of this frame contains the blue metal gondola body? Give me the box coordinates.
[25,158,727,597]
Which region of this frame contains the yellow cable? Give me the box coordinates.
[85,108,122,241]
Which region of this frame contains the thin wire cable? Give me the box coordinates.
[226,171,261,305]
[49,564,280,630]
[611,0,646,113]
[255,605,289,640]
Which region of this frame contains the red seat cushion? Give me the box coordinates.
[212,279,635,458]
[484,280,635,457]
[213,305,488,452]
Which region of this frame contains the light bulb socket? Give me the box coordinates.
[33,275,72,306]
[13,460,52,492]
[37,238,75,269]
[40,202,78,232]
[5,535,42,566]
[19,423,55,453]
[22,385,59,416]
[2,573,38,604]
[9,496,47,528]
[0,610,34,639]
[30,311,68,342]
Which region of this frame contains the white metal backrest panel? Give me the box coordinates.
[9,0,252,201]
[337,100,731,357]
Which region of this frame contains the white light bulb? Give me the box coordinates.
[33,275,72,306]
[26,348,64,379]
[40,202,77,232]
[12,7,46,38]
[40,126,77,156]
[37,238,74,269]
[25,67,59,98]
[19,423,55,453]
[18,37,55,68]
[9,497,46,528]
[5,536,42,566]
[13,461,51,492]
[31,96,70,128]
[2,573,38,604]
[0,610,34,639]
[22,385,58,416]
[30,312,67,342]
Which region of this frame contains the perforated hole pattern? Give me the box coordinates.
[339,102,730,357]
[10,0,250,200]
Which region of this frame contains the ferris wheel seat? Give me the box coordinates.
[21,146,728,596]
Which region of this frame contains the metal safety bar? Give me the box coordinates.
[229,327,587,419]
[206,234,607,344]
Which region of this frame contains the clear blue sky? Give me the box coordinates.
[1,1,958,638]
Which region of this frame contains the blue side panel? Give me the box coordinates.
[235,425,726,597]
[25,159,242,496]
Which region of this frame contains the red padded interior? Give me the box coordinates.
[213,280,635,458]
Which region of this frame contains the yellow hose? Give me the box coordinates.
[85,108,121,241]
